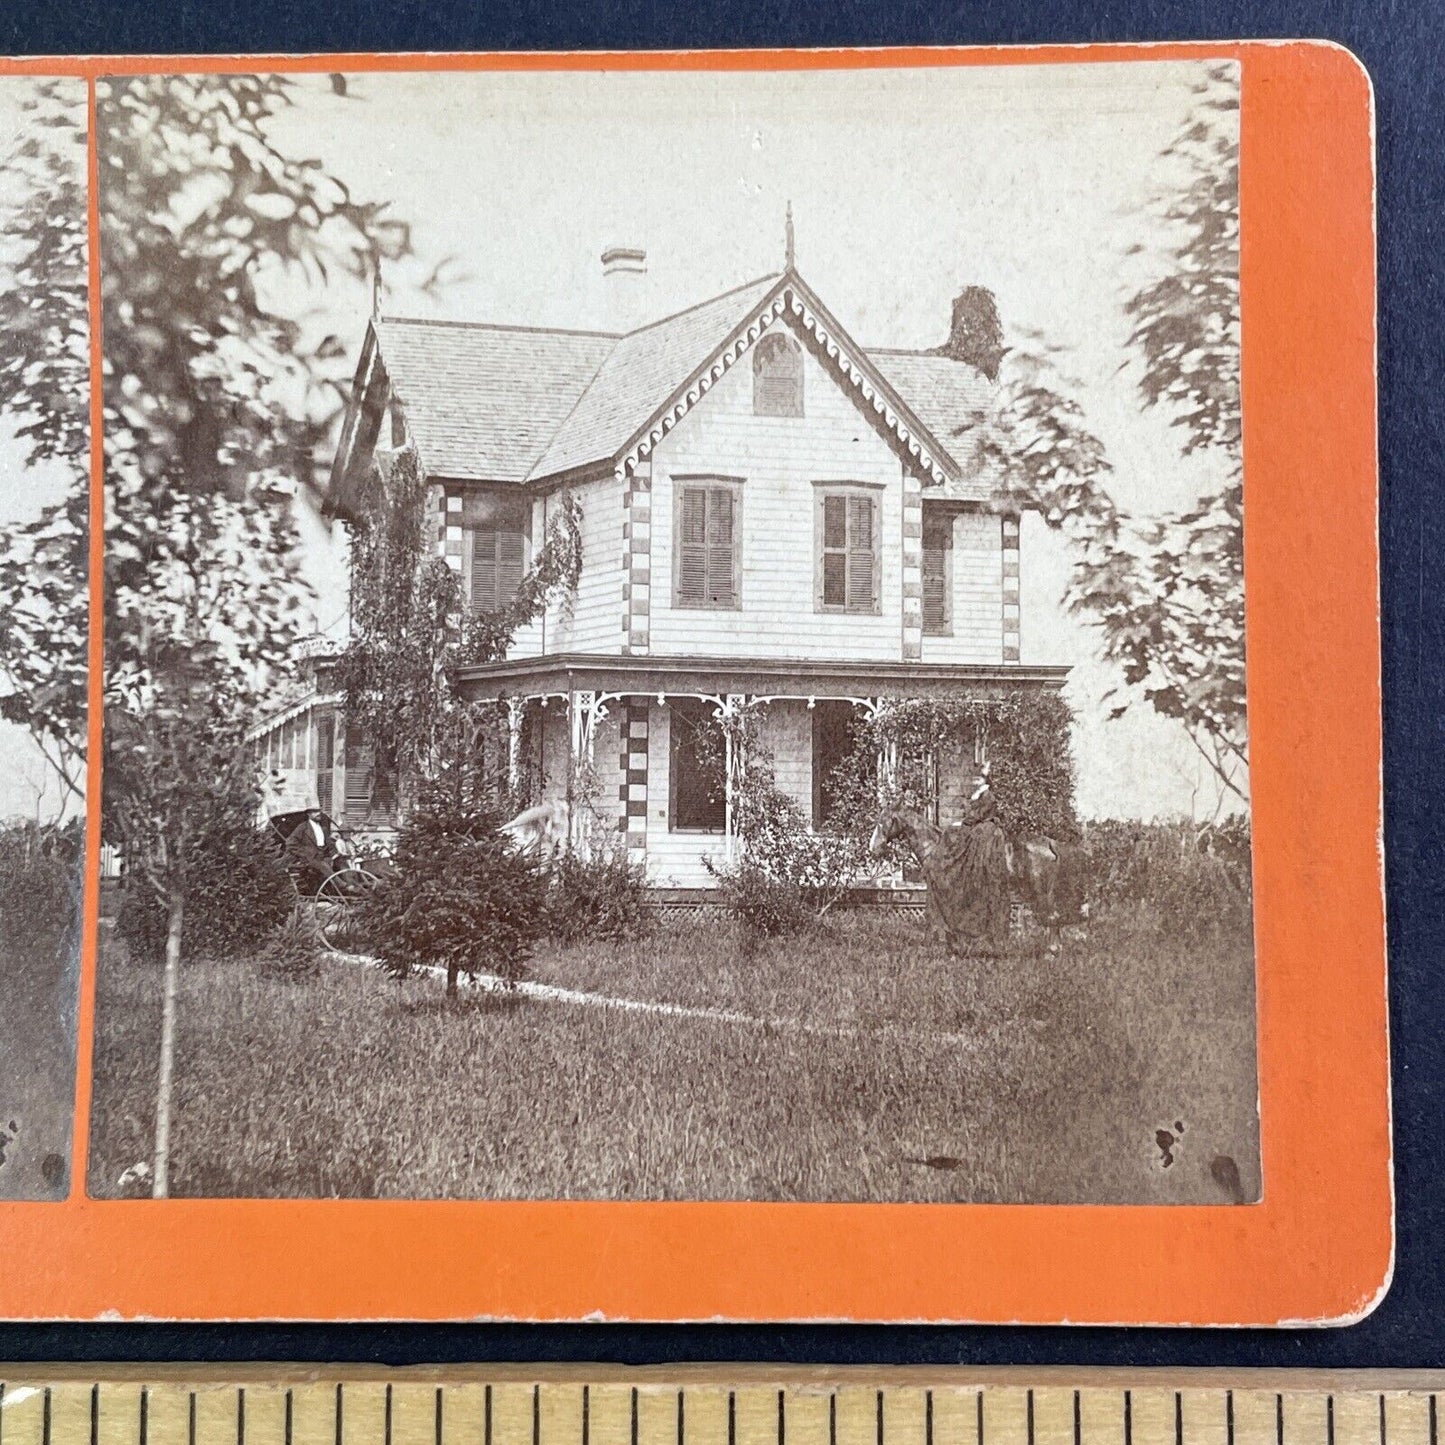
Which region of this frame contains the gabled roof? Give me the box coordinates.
[343,269,994,498]
[528,275,782,480]
[373,317,615,484]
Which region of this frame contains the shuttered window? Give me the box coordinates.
[469,521,528,616]
[342,725,372,820]
[817,489,880,613]
[314,708,334,816]
[753,332,804,417]
[674,481,741,609]
[922,510,954,635]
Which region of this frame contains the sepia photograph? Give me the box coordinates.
[0,75,89,1202]
[78,59,1256,1204]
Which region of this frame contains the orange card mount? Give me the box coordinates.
[0,40,1384,1324]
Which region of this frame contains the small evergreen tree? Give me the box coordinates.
[363,774,547,999]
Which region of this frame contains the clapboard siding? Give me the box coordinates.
[508,476,624,658]
[648,324,910,661]
[920,510,1005,665]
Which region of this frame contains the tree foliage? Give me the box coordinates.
[976,64,1245,802]
[0,80,90,800]
[336,444,583,789]
[362,778,547,998]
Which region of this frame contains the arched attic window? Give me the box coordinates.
[752,331,803,417]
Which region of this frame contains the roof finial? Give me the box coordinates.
[371,255,383,320]
[784,201,795,270]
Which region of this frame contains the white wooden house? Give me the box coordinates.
[322,252,1069,888]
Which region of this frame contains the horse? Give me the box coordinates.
[498,798,571,862]
[870,774,1089,955]
[869,801,1010,956]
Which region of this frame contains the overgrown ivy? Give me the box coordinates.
[335,445,582,800]
[859,691,1078,842]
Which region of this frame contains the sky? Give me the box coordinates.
[0,60,1243,823]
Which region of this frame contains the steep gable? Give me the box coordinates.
[526,274,782,481]
[329,268,996,511]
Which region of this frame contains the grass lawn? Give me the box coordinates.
[87,910,1259,1203]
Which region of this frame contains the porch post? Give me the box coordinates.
[723,692,746,863]
[505,697,524,795]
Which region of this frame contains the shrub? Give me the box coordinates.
[544,844,649,944]
[704,779,872,939]
[0,820,83,996]
[1083,817,1253,941]
[362,783,547,997]
[257,913,323,981]
[114,819,296,965]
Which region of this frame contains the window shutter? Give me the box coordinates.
[706,488,735,606]
[846,494,877,612]
[822,494,847,607]
[498,526,527,603]
[471,525,499,615]
[753,333,803,417]
[922,512,952,634]
[343,727,372,819]
[678,486,708,605]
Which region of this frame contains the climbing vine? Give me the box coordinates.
[856,691,1078,841]
[335,445,583,799]
[457,493,584,665]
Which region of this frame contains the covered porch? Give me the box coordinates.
[457,653,1070,890]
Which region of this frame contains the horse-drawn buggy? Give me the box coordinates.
[266,806,388,953]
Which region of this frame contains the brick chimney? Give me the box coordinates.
[601,245,648,333]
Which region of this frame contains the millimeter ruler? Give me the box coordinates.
[0,1372,1442,1445]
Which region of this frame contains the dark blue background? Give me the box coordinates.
[2,0,1438,1370]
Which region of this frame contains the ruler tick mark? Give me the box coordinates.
[1027,1391,1034,1445]
[285,1391,293,1445]
[140,1388,148,1445]
[778,1390,785,1445]
[1226,1392,1234,1445]
[676,1389,684,1445]
[1073,1392,1080,1445]
[485,1386,492,1445]
[386,1385,394,1445]
[335,1384,343,1445]
[829,1395,836,1445]
[1175,1392,1183,1445]
[729,1392,736,1445]
[630,1388,638,1445]
[533,1386,539,1445]
[1275,1395,1283,1445]
[1125,1391,1133,1445]
[1328,1398,1335,1445]
[582,1386,589,1445]
[926,1391,933,1445]
[42,1387,51,1445]
[189,1393,197,1445]
[239,1387,246,1445]
[436,1387,444,1445]
[877,1391,884,1445]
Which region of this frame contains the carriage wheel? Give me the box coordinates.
[312,865,379,955]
